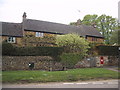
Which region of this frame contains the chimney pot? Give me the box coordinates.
[23,12,27,19]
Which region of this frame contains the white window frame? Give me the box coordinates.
[7,37,16,43]
[36,32,44,37]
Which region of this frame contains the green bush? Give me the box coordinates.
[96,45,120,56]
[56,33,90,54]
[60,53,83,69]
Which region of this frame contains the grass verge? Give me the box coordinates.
[2,68,120,83]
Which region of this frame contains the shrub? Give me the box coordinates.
[56,33,90,55]
[60,53,83,69]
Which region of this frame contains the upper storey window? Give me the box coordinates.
[36,32,44,37]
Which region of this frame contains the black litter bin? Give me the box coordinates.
[29,62,34,70]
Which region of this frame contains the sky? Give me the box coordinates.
[0,0,119,24]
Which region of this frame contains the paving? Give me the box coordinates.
[103,66,120,72]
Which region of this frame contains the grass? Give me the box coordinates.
[2,68,120,83]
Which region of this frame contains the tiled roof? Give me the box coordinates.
[1,22,23,37]
[1,19,103,38]
[24,19,103,37]
[78,24,103,37]
[24,19,83,34]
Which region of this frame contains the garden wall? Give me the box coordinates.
[75,56,118,68]
[2,56,63,71]
[2,56,118,71]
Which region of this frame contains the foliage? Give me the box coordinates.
[3,68,120,83]
[96,45,119,56]
[70,14,118,44]
[97,15,118,44]
[2,41,16,55]
[2,44,63,57]
[56,33,90,55]
[70,22,77,25]
[82,14,98,26]
[87,42,99,56]
[55,33,89,69]
[110,30,120,45]
[60,53,83,69]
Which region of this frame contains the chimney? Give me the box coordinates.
[76,19,81,26]
[22,12,27,20]
[22,12,27,36]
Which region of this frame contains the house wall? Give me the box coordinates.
[24,31,56,37]
[1,36,7,42]
[23,31,57,46]
[1,31,56,46]
[24,31,104,43]
[87,36,104,43]
[25,31,36,36]
[1,36,23,46]
[1,31,103,46]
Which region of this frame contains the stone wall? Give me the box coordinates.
[2,56,63,71]
[95,56,118,67]
[75,56,118,68]
[2,56,118,71]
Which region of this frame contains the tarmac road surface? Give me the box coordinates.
[2,79,119,88]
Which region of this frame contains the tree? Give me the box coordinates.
[82,14,98,27]
[110,30,120,45]
[70,14,118,44]
[97,15,118,44]
[55,33,90,69]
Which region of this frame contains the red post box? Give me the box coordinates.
[100,56,104,64]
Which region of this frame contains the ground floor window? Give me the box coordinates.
[7,37,16,43]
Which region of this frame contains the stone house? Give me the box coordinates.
[0,12,104,46]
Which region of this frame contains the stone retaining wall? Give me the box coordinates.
[2,56,118,71]
[2,56,63,71]
[75,56,118,68]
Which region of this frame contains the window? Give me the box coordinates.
[92,37,97,41]
[7,37,16,43]
[36,32,44,37]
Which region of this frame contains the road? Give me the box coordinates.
[2,79,119,88]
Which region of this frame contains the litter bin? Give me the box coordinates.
[29,62,34,70]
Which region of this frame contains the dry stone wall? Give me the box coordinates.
[2,56,63,71]
[2,56,118,71]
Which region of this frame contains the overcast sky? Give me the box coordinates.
[0,0,119,24]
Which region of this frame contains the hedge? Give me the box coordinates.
[2,43,63,56]
[96,45,120,56]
